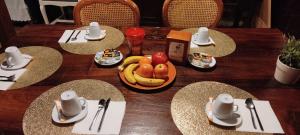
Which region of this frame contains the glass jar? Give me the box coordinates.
[125,28,145,56]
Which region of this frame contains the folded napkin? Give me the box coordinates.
[234,99,284,134]
[58,30,88,44]
[72,100,126,135]
[0,68,27,90]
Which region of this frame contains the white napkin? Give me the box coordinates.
[0,68,27,90]
[234,99,284,134]
[58,30,88,44]
[72,100,126,135]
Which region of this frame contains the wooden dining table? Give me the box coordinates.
[0,25,299,135]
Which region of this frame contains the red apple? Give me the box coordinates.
[152,52,168,66]
[154,64,168,79]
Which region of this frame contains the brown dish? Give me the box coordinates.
[119,61,176,90]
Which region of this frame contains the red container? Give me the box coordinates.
[125,28,145,56]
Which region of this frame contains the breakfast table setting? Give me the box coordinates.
[0,23,299,135]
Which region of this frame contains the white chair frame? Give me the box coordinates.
[39,0,79,24]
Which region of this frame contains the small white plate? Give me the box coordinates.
[205,102,242,127]
[94,50,123,66]
[52,102,88,124]
[188,55,216,69]
[191,34,214,46]
[0,54,32,70]
[85,30,106,41]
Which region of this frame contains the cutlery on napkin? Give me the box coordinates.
[97,98,111,132]
[0,68,27,90]
[58,30,88,44]
[235,99,284,134]
[66,30,75,43]
[72,100,126,134]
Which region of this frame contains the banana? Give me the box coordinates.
[124,64,139,84]
[133,72,165,87]
[118,56,144,71]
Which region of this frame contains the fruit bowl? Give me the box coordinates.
[119,61,176,90]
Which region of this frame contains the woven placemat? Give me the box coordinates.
[182,28,236,57]
[171,81,259,135]
[23,79,125,135]
[60,26,124,55]
[0,46,62,90]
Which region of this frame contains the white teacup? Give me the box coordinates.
[60,90,86,117]
[88,22,101,38]
[194,27,209,43]
[212,93,238,120]
[5,46,25,66]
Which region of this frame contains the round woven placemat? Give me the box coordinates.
[0,46,62,90]
[60,26,125,55]
[182,28,236,57]
[23,79,125,135]
[171,81,258,135]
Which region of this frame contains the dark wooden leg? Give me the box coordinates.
[233,1,241,27]
[0,0,16,51]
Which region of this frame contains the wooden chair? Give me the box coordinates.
[74,0,140,27]
[162,0,223,28]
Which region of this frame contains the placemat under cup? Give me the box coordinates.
[182,28,236,57]
[23,79,125,135]
[60,25,124,55]
[171,81,260,135]
[0,46,62,90]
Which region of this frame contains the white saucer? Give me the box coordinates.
[205,102,242,127]
[94,50,123,66]
[192,34,214,46]
[52,102,88,124]
[85,30,106,41]
[0,54,32,70]
[188,55,216,68]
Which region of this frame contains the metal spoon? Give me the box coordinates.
[246,98,264,131]
[89,99,106,130]
[54,100,66,122]
[245,98,257,129]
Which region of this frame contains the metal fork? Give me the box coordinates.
[89,99,106,130]
[71,30,81,41]
[0,74,15,82]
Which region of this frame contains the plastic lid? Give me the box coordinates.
[125,27,145,37]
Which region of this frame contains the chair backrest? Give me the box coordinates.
[74,0,140,27]
[162,0,223,28]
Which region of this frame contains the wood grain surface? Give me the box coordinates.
[1,25,300,135]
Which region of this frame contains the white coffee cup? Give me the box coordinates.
[88,22,101,38]
[60,90,86,117]
[195,27,209,43]
[212,93,238,120]
[5,46,25,66]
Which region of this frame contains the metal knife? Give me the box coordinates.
[97,98,111,132]
[65,30,75,43]
[252,101,264,131]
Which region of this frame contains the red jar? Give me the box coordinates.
[125,28,145,56]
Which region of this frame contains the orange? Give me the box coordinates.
[135,63,154,78]
[139,57,152,65]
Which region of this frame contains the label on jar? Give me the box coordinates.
[168,42,184,63]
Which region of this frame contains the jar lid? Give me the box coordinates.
[125,27,145,37]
